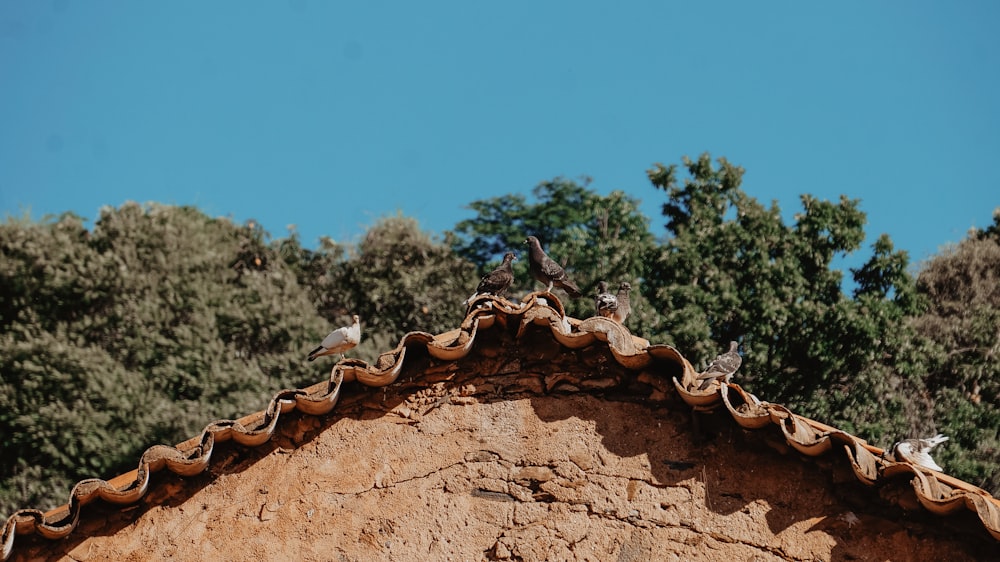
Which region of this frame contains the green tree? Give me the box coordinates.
[912,208,1000,492]
[294,215,477,354]
[0,204,331,514]
[449,178,657,325]
[0,329,163,515]
[645,154,929,441]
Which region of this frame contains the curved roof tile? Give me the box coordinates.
[3,292,999,560]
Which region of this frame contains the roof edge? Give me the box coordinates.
[3,292,998,560]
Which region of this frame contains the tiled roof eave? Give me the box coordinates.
[3,292,999,560]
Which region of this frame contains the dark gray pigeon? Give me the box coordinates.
[611,282,631,324]
[524,236,582,298]
[463,251,517,306]
[887,434,948,472]
[695,340,741,390]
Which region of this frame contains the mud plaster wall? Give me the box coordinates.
[13,340,999,561]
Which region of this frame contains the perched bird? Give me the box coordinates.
[524,236,582,298]
[464,252,517,306]
[695,340,741,390]
[611,282,632,324]
[888,434,948,472]
[594,281,618,318]
[307,315,361,362]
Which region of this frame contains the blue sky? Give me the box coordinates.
[1,1,997,272]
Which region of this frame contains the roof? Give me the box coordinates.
[3,292,999,560]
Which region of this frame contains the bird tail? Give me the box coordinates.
[559,279,583,298]
[306,346,324,362]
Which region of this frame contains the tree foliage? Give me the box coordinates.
[912,209,1000,490]
[449,178,656,324]
[2,163,997,516]
[287,215,477,354]
[0,204,329,514]
[643,155,933,442]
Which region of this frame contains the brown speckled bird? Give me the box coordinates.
[611,282,631,324]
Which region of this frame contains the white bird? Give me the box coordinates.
[307,315,361,362]
[889,434,948,472]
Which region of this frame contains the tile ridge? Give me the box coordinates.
[2,292,998,559]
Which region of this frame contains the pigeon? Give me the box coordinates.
[888,434,948,472]
[307,315,361,361]
[695,340,741,390]
[595,281,618,318]
[611,282,631,324]
[524,236,582,298]
[463,252,517,306]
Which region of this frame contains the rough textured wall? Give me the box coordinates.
[12,343,998,561]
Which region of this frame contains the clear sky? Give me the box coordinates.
[1,1,997,271]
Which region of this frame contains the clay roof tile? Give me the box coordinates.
[3,293,999,560]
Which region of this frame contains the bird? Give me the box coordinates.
[594,281,618,318]
[888,434,948,472]
[463,252,516,306]
[307,315,361,362]
[523,236,582,298]
[611,282,631,324]
[695,340,741,390]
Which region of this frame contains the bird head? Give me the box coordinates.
[619,282,631,292]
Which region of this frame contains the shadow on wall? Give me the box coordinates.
[7,295,999,560]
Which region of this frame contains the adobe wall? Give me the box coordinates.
[12,344,997,561]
